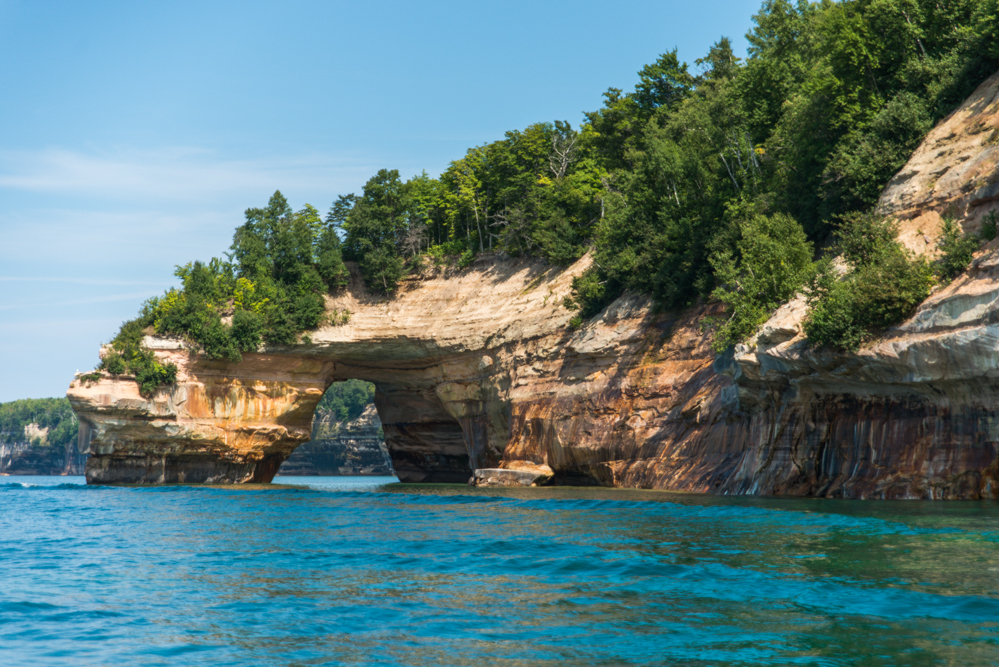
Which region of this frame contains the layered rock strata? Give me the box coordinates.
[474,462,554,488]
[69,70,999,497]
[715,69,999,499]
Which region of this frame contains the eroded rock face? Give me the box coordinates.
[69,257,587,484]
[69,71,999,496]
[71,352,332,484]
[474,465,554,488]
[712,69,999,499]
[1,416,90,477]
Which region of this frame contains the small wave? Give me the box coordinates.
[0,600,64,613]
[0,481,90,491]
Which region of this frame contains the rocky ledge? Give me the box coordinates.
[69,71,999,497]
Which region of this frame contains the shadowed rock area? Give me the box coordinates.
[69,71,999,497]
[278,403,393,476]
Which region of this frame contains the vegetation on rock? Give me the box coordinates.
[566,0,997,323]
[98,318,179,395]
[316,380,377,426]
[96,191,352,393]
[0,398,79,472]
[99,0,999,389]
[980,210,999,243]
[935,214,980,281]
[710,212,814,350]
[804,213,933,350]
[802,208,999,352]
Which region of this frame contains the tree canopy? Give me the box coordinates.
[315,0,997,322]
[100,0,999,392]
[0,398,78,451]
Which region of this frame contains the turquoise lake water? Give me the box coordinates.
[2,475,998,666]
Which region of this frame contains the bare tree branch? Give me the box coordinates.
[549,121,579,180]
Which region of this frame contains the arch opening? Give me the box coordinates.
[77,348,486,485]
[277,380,394,477]
[275,371,475,484]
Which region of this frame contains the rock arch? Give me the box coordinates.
[67,246,999,497]
[69,257,585,485]
[73,350,484,485]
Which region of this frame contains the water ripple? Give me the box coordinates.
[0,475,997,666]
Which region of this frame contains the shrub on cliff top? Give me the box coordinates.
[91,190,356,394]
[131,350,179,396]
[151,192,348,356]
[98,318,179,397]
[230,310,264,351]
[804,213,933,351]
[935,215,979,281]
[709,212,814,351]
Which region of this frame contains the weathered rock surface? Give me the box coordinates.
[473,465,554,488]
[279,404,393,476]
[69,70,999,497]
[716,69,999,499]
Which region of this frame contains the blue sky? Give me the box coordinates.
[0,0,763,402]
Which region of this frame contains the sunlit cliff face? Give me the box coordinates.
[71,70,999,498]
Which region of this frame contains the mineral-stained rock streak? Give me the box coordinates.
[69,70,999,497]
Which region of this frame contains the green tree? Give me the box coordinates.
[695,36,742,82]
[342,170,409,292]
[317,379,377,423]
[634,49,695,112]
[710,213,814,349]
[935,215,978,280]
[804,213,933,350]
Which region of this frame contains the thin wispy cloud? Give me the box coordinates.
[0,291,160,312]
[0,147,382,202]
[0,206,235,273]
[0,317,125,333]
[0,277,166,286]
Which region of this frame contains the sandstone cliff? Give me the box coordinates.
[0,435,85,476]
[69,70,999,497]
[714,69,999,499]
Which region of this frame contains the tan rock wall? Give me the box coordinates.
[68,70,999,496]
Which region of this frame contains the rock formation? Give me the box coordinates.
[278,403,393,476]
[0,421,90,476]
[714,68,999,499]
[69,70,999,497]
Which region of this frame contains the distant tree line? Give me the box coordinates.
[316,380,376,425]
